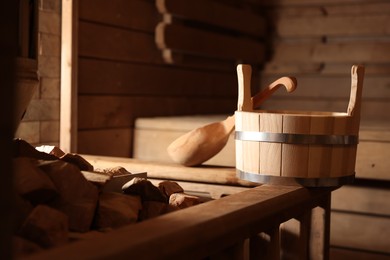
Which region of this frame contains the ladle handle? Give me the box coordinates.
[347,65,365,117]
[237,64,252,112]
[252,77,297,109]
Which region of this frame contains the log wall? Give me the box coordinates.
[76,0,266,157]
[251,1,390,258]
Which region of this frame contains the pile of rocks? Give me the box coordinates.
[12,139,203,257]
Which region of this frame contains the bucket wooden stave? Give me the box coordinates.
[235,65,364,187]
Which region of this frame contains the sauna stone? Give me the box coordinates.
[94,191,142,229]
[158,180,184,197]
[19,205,68,248]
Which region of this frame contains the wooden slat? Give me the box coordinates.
[60,0,78,153]
[271,42,390,63]
[272,3,390,17]
[276,15,390,37]
[148,179,250,199]
[155,22,265,63]
[332,185,390,216]
[77,128,133,157]
[255,0,384,6]
[79,0,159,32]
[330,247,390,260]
[355,141,390,181]
[331,212,390,254]
[78,58,237,96]
[78,21,163,63]
[156,0,266,38]
[263,62,390,76]
[81,155,255,187]
[159,49,239,71]
[78,96,236,129]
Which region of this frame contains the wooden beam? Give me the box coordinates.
[60,0,78,153]
[156,22,265,63]
[156,0,266,38]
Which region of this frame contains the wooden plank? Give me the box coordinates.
[158,49,239,71]
[79,0,159,32]
[78,21,163,64]
[256,0,384,6]
[281,115,310,178]
[78,95,236,129]
[156,0,266,38]
[77,128,133,157]
[78,58,237,96]
[271,3,390,18]
[148,179,250,199]
[155,22,265,63]
[60,0,78,153]
[330,211,390,254]
[271,42,390,63]
[81,155,255,187]
[330,247,390,260]
[332,185,390,216]
[276,15,390,37]
[263,62,390,76]
[355,141,390,181]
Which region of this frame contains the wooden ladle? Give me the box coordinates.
[167,65,297,166]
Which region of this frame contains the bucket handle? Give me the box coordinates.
[237,64,252,112]
[347,65,365,117]
[237,64,297,111]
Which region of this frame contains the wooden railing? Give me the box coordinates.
[25,182,332,259]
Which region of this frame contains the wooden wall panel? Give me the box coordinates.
[79,0,159,32]
[331,212,390,254]
[78,128,133,157]
[78,21,163,63]
[78,58,237,96]
[78,96,236,129]
[257,2,390,258]
[77,0,266,156]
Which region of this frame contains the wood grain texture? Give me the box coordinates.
[331,212,390,254]
[82,154,255,187]
[308,116,333,177]
[156,0,266,38]
[332,185,390,216]
[78,21,162,63]
[281,115,311,178]
[259,113,282,176]
[78,128,133,157]
[78,58,237,96]
[276,15,390,37]
[155,22,265,63]
[79,0,159,32]
[271,42,390,63]
[78,96,236,129]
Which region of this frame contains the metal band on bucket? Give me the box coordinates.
[235,131,358,145]
[237,170,355,187]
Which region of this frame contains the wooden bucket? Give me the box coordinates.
[235,65,365,187]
